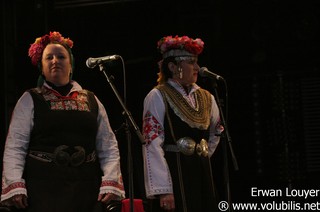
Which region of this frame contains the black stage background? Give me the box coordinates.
[1,0,320,206]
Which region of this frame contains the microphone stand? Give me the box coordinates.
[211,78,238,212]
[99,64,145,212]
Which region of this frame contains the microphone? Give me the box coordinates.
[199,67,224,80]
[86,55,120,68]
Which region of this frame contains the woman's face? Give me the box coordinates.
[41,43,72,86]
[171,57,200,86]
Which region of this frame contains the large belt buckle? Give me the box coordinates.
[54,145,70,166]
[176,137,196,156]
[53,145,86,166]
[196,139,209,157]
[70,146,86,166]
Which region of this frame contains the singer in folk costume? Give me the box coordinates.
[1,31,125,212]
[142,35,224,212]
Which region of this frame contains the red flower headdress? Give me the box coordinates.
[157,35,204,58]
[28,31,73,66]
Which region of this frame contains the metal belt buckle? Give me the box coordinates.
[70,146,86,166]
[196,139,209,157]
[176,137,196,156]
[54,145,70,166]
[53,145,86,166]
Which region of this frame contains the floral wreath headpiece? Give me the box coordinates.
[157,35,204,59]
[28,31,74,66]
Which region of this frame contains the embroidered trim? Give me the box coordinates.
[157,83,212,130]
[1,182,26,195]
[143,111,164,144]
[101,180,124,191]
[33,87,91,111]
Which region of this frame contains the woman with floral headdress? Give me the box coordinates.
[142,35,224,211]
[0,31,125,211]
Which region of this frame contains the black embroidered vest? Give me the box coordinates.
[28,86,98,153]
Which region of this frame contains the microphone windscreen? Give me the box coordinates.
[199,67,208,76]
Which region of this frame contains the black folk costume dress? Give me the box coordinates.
[1,81,125,212]
[142,79,223,212]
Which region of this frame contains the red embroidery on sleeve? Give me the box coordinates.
[143,111,164,144]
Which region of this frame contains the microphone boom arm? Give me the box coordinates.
[98,64,146,145]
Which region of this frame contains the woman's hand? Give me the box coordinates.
[10,194,28,209]
[98,193,118,203]
[160,193,175,211]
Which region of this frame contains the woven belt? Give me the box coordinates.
[28,145,96,166]
[163,137,209,157]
